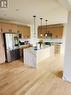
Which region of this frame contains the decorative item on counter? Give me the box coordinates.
[38,38,43,49]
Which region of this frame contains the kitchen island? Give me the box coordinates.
[24,46,54,68]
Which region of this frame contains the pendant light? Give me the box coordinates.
[45,20,48,29]
[44,20,48,38]
[40,18,43,37]
[45,20,52,38]
[33,15,36,38]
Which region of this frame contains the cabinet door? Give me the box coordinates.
[0,23,17,33]
[10,49,20,61]
[23,26,30,38]
[10,50,15,61]
[15,49,20,59]
[17,25,30,39]
[38,24,63,39]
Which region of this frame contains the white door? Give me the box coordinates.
[0,32,5,63]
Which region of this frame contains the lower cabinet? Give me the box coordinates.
[9,49,20,62]
[19,48,23,61]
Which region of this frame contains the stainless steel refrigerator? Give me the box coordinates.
[3,33,20,62]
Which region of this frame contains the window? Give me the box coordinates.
[0,0,7,8]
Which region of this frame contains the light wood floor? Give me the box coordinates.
[0,55,71,95]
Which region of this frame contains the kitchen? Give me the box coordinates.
[0,22,64,67]
[1,0,71,94]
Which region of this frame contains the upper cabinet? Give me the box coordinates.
[0,23,17,33]
[38,24,64,39]
[0,23,30,39]
[17,25,30,39]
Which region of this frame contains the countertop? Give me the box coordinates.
[24,45,51,55]
[19,44,33,49]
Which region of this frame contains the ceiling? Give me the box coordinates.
[68,0,71,5]
[0,0,70,25]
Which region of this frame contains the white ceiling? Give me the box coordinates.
[68,0,71,5]
[0,0,70,25]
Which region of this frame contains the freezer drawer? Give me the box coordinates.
[6,49,20,62]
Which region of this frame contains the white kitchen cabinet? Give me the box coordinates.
[24,46,54,68]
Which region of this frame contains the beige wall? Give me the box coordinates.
[63,11,71,82]
[0,32,5,63]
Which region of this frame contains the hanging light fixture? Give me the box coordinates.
[45,20,52,39]
[33,15,36,38]
[44,20,48,38]
[40,18,43,37]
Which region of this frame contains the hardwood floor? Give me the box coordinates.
[0,55,71,95]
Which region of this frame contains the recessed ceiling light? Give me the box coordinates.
[4,14,6,16]
[16,9,19,11]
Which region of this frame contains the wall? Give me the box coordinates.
[60,24,67,55]
[63,11,71,82]
[0,31,5,63]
